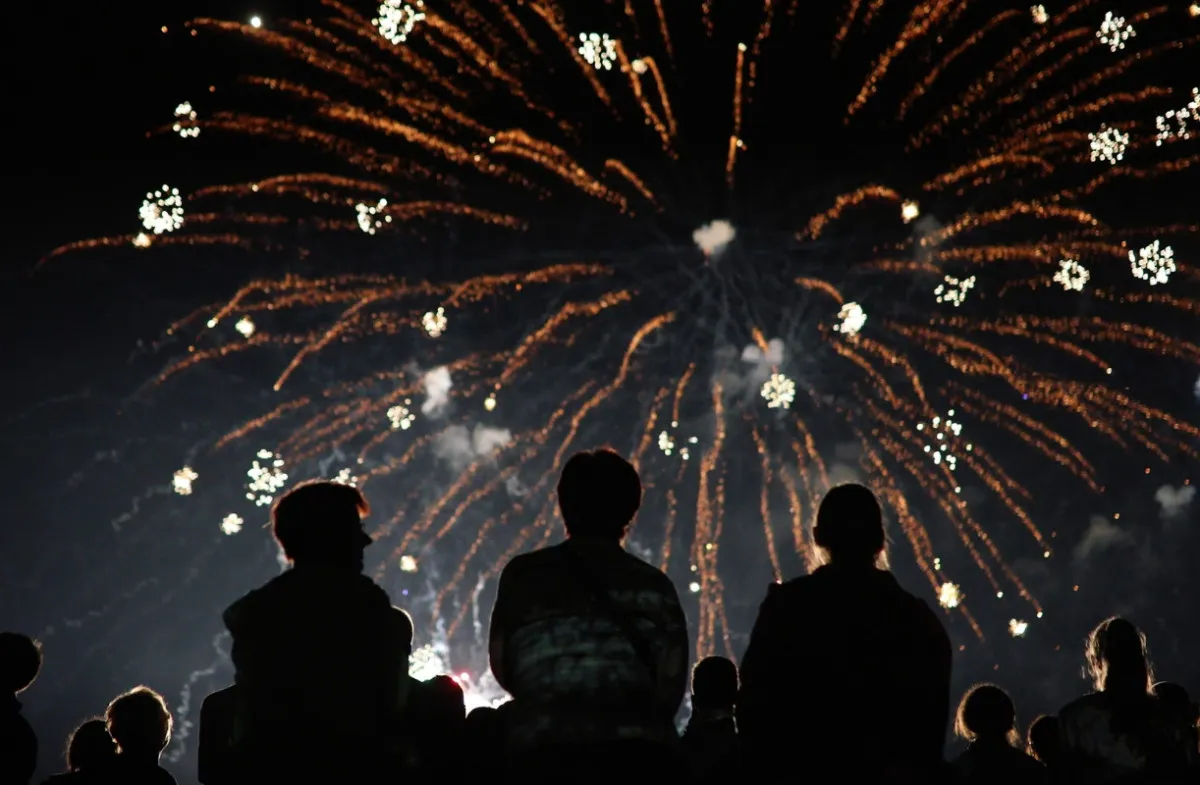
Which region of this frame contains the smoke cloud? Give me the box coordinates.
[422,366,453,416]
[1156,484,1196,521]
[433,424,512,472]
[1074,514,1134,561]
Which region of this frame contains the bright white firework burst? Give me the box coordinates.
[1155,88,1199,147]
[172,102,200,138]
[1089,124,1130,164]
[333,468,358,486]
[399,554,419,572]
[1053,258,1090,291]
[235,316,256,337]
[356,198,391,234]
[1129,240,1176,285]
[1031,5,1049,25]
[935,275,976,307]
[901,200,920,223]
[1097,11,1135,52]
[938,582,962,608]
[132,232,152,248]
[139,185,184,234]
[578,32,618,71]
[246,449,288,506]
[388,401,416,430]
[657,430,676,455]
[761,373,796,410]
[422,307,447,337]
[220,514,244,535]
[1009,619,1029,637]
[172,466,198,496]
[408,642,507,711]
[915,410,972,473]
[833,302,867,336]
[373,0,425,45]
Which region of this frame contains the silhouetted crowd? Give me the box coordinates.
[4,448,1198,784]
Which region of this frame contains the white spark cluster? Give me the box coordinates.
[657,431,676,455]
[220,514,244,535]
[484,395,497,412]
[172,102,199,138]
[246,449,288,507]
[139,185,184,234]
[631,58,648,74]
[901,200,920,223]
[235,316,256,337]
[658,421,697,460]
[422,307,447,337]
[1089,125,1129,164]
[761,373,796,410]
[1009,619,1029,637]
[400,555,419,573]
[173,466,199,496]
[916,409,973,473]
[1097,11,1135,52]
[1053,258,1090,291]
[1191,3,1200,17]
[833,302,867,336]
[373,0,425,44]
[1031,5,1049,24]
[1155,88,1199,146]
[388,401,416,430]
[249,15,262,28]
[1129,240,1176,285]
[578,32,618,70]
[938,582,962,609]
[356,198,391,234]
[935,275,976,307]
[333,468,358,487]
[132,232,152,248]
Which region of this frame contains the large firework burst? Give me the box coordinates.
[48,1,1200,662]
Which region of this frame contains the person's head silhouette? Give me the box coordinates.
[955,683,1019,746]
[65,718,117,772]
[813,483,886,568]
[272,480,373,571]
[0,632,42,696]
[105,686,173,762]
[691,656,738,713]
[1086,616,1153,696]
[1026,714,1061,765]
[556,448,641,540]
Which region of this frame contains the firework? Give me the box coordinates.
[246,450,287,506]
[172,102,200,138]
[172,466,199,496]
[220,513,244,535]
[139,185,184,235]
[50,2,1200,664]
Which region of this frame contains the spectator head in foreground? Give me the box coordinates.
[1086,616,1154,696]
[272,480,373,571]
[955,683,1019,746]
[691,656,738,712]
[813,483,888,568]
[0,632,42,696]
[66,718,117,771]
[106,686,173,761]
[556,448,642,540]
[1026,714,1061,765]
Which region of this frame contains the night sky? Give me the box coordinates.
[4,3,1200,783]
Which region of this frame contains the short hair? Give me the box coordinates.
[391,606,415,653]
[66,718,116,771]
[0,632,43,694]
[106,686,173,756]
[1026,714,1061,762]
[955,683,1018,745]
[691,656,739,710]
[1153,682,1194,720]
[813,484,885,564]
[1086,616,1153,696]
[272,480,371,562]
[556,448,642,538]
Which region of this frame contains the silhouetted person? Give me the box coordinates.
[1028,715,1064,777]
[949,683,1045,784]
[197,686,235,785]
[489,448,689,784]
[41,718,117,784]
[0,632,41,785]
[408,675,466,778]
[104,686,176,785]
[1059,617,1192,783]
[738,483,952,784]
[463,706,503,780]
[222,481,408,781]
[1153,682,1199,759]
[682,656,740,785]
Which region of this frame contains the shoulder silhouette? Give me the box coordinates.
[1,632,42,785]
[104,686,177,785]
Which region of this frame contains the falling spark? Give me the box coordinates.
[373,0,425,45]
[1089,125,1129,165]
[172,102,200,138]
[901,200,921,223]
[761,373,796,410]
[235,316,256,337]
[1053,259,1090,292]
[833,302,868,336]
[172,466,199,496]
[688,581,701,593]
[356,198,391,235]
[249,15,262,28]
[939,582,962,608]
[579,32,618,71]
[333,468,358,486]
[220,514,244,535]
[422,307,448,337]
[935,275,976,307]
[246,449,288,506]
[483,395,496,412]
[1009,619,1029,637]
[1097,11,1135,52]
[916,410,972,472]
[658,430,676,456]
[387,401,415,430]
[1129,240,1176,285]
[139,185,184,234]
[132,232,152,248]
[400,554,419,572]
[1031,5,1049,25]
